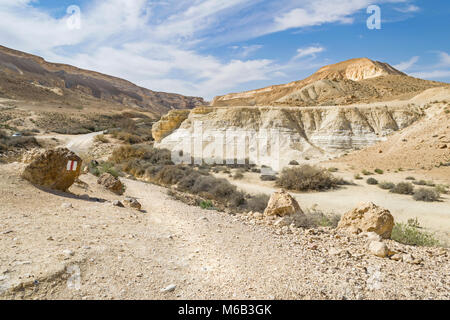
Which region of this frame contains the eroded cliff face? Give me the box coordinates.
[155,103,423,168]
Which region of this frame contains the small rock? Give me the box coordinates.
[63,249,74,257]
[112,200,124,207]
[390,253,403,261]
[368,241,389,258]
[123,197,142,211]
[61,203,73,209]
[160,284,177,292]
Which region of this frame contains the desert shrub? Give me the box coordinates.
[354,173,363,180]
[260,175,277,181]
[200,200,214,210]
[391,221,440,247]
[366,177,378,185]
[378,181,395,190]
[302,209,341,228]
[289,160,299,165]
[425,181,436,187]
[413,188,440,202]
[155,165,192,185]
[362,169,373,176]
[374,168,384,174]
[243,194,270,212]
[405,176,416,180]
[435,185,449,194]
[112,131,143,144]
[94,134,109,143]
[328,167,338,173]
[390,182,414,195]
[233,172,244,180]
[89,161,119,178]
[276,165,343,192]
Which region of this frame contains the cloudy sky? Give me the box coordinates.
[0,0,449,100]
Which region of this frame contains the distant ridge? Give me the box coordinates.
[0,45,205,116]
[212,58,446,107]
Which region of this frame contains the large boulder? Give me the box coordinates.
[21,148,82,191]
[337,202,394,239]
[264,189,304,217]
[97,173,124,195]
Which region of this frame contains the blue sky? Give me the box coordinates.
[0,0,449,100]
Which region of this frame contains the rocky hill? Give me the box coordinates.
[0,45,205,116]
[212,58,446,107]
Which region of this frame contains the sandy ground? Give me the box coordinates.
[0,162,449,300]
[216,171,450,246]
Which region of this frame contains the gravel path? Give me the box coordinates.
[0,163,449,300]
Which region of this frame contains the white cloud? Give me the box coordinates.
[0,0,423,100]
[294,46,325,60]
[394,56,419,71]
[394,5,420,13]
[438,52,450,66]
[410,70,450,79]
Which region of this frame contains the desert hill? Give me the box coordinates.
[0,45,205,116]
[212,58,447,107]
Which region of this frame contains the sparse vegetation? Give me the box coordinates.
[366,177,378,185]
[289,160,299,165]
[362,169,373,176]
[405,176,416,181]
[276,165,347,192]
[412,180,427,186]
[413,188,440,202]
[233,172,244,180]
[378,181,395,190]
[435,185,449,195]
[328,167,338,173]
[391,220,440,247]
[200,200,214,210]
[390,182,414,195]
[109,144,267,212]
[374,168,384,174]
[302,208,341,228]
[94,134,109,143]
[354,173,363,180]
[260,175,277,181]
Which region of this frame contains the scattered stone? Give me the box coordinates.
[337,202,394,239]
[403,254,423,265]
[368,241,389,258]
[160,284,177,292]
[390,253,403,261]
[264,189,304,217]
[21,148,83,191]
[112,200,124,208]
[61,203,73,209]
[123,197,142,211]
[97,173,124,195]
[63,249,74,257]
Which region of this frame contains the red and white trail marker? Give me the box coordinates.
[67,160,78,171]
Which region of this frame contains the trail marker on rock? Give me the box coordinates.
[67,160,78,171]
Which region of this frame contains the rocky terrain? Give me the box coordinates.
[212,58,445,107]
[0,45,205,117]
[0,160,448,300]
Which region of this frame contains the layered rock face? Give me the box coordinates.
[21,148,82,191]
[152,109,191,142]
[155,103,423,168]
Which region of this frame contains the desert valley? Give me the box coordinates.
[0,45,449,300]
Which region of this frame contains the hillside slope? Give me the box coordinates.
[212,58,447,107]
[0,46,205,116]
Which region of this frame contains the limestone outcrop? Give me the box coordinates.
[264,189,304,217]
[152,109,191,142]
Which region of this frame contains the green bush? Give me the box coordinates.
[362,169,373,176]
[391,221,440,247]
[200,200,214,210]
[405,176,416,181]
[366,177,378,185]
[413,188,440,202]
[435,185,449,194]
[354,173,363,180]
[412,180,427,186]
[390,182,414,195]
[328,167,338,173]
[378,181,395,190]
[276,165,345,192]
[374,168,384,174]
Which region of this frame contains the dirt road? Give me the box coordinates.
[0,162,449,300]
